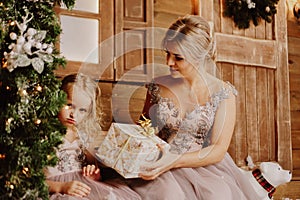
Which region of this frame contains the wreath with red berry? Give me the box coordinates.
[223,0,279,29]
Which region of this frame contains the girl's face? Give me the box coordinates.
[58,85,92,129]
[165,42,196,78]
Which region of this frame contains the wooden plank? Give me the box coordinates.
[291,111,300,131]
[245,66,259,162]
[255,20,266,40]
[221,63,236,161]
[293,150,300,169]
[275,0,292,170]
[220,0,232,34]
[233,65,247,166]
[111,83,146,124]
[154,0,193,16]
[213,0,221,33]
[267,70,276,161]
[292,130,300,149]
[288,37,300,56]
[287,20,300,37]
[273,181,300,199]
[215,33,277,69]
[290,87,300,111]
[199,0,214,22]
[256,68,269,161]
[98,82,113,131]
[265,18,273,40]
[288,55,300,77]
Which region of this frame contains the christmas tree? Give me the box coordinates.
[0,0,75,199]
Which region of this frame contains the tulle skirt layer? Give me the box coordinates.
[48,171,141,200]
[128,153,260,200]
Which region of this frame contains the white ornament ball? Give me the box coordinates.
[10,32,17,40]
[265,6,270,13]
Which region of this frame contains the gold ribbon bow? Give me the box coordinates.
[137,114,155,136]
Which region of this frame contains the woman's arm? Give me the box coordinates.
[140,90,236,180]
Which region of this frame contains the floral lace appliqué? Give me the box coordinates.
[56,139,87,173]
[147,81,237,154]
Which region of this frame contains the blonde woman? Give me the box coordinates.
[129,15,260,200]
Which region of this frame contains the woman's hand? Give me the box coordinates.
[61,180,91,197]
[139,144,181,180]
[82,164,101,181]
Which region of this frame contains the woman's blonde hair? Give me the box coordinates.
[162,15,217,75]
[61,73,103,147]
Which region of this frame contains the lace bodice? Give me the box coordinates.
[44,138,87,178]
[147,81,237,154]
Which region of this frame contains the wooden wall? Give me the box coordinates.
[86,0,297,177]
[287,0,300,180]
[100,0,195,130]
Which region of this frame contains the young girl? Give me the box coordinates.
[44,73,141,200]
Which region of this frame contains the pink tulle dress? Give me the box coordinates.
[128,82,260,200]
[44,138,141,200]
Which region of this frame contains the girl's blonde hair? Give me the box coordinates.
[61,73,103,148]
[162,15,217,76]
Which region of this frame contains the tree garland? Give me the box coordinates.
[223,0,280,29]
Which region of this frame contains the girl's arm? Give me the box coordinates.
[46,179,91,197]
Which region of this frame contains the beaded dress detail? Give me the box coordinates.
[147,81,238,153]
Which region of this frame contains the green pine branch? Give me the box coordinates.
[0,0,75,199]
[224,0,279,29]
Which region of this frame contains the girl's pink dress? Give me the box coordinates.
[128,82,261,200]
[45,138,141,200]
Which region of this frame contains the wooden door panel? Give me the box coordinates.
[199,0,292,170]
[115,0,153,82]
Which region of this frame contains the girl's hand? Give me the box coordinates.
[139,144,181,180]
[61,180,91,197]
[82,164,101,181]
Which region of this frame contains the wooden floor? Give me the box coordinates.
[273,181,300,200]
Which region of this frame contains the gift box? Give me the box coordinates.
[95,122,167,178]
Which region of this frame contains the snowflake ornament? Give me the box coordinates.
[4,10,55,73]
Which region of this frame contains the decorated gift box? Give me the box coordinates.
[95,117,167,179]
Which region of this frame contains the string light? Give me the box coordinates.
[36,85,42,92]
[0,154,5,159]
[6,117,13,126]
[22,167,29,175]
[6,181,14,190]
[9,21,15,26]
[47,154,53,160]
[35,119,41,125]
